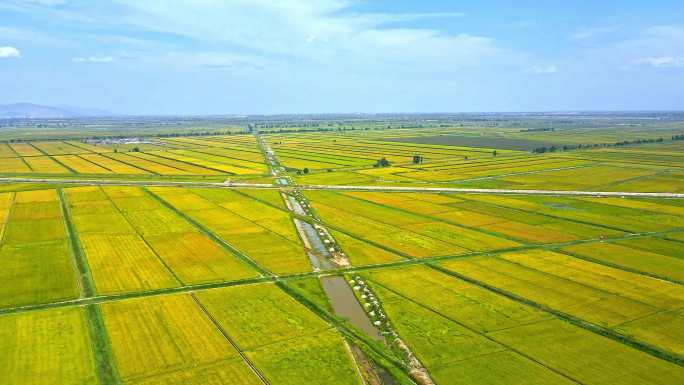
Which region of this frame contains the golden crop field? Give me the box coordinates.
[0,307,97,384]
[196,283,363,385]
[148,187,311,275]
[100,294,261,385]
[3,118,684,384]
[441,250,684,356]
[0,190,79,308]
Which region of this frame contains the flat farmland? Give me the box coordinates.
[100,294,261,385]
[370,283,575,385]
[64,186,180,294]
[148,187,311,275]
[0,307,97,384]
[305,190,520,257]
[440,250,684,356]
[364,265,684,384]
[64,185,259,294]
[3,118,684,384]
[196,283,363,385]
[0,189,80,308]
[0,134,268,178]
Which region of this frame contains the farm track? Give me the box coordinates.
[2,177,684,198]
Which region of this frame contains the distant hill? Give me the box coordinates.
[0,103,111,119]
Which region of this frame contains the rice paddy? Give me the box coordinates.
[2,121,684,384]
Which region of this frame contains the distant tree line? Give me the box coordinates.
[520,127,554,132]
[257,124,424,135]
[0,130,245,143]
[673,134,684,141]
[532,137,666,154]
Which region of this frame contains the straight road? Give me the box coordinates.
[0,178,684,198]
[1,177,683,198]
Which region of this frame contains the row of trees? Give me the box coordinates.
[532,137,667,153]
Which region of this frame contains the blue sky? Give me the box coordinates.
[1,0,683,115]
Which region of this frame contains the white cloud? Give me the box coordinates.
[112,1,499,72]
[528,65,557,74]
[73,56,114,63]
[570,26,617,41]
[632,56,684,68]
[0,46,21,58]
[614,25,684,70]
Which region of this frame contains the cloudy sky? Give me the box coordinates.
[1,0,683,114]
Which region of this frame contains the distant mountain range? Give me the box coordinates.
[0,103,111,119]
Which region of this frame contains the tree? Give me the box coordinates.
[412,155,423,164]
[374,157,391,168]
[303,168,309,174]
[492,150,497,157]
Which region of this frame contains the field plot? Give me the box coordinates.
[267,131,520,171]
[196,283,363,385]
[149,187,310,275]
[128,152,223,175]
[0,157,31,173]
[344,191,618,244]
[80,154,151,175]
[0,307,97,384]
[274,130,625,186]
[63,186,179,294]
[155,135,268,174]
[562,241,684,282]
[305,191,518,258]
[32,141,88,155]
[105,152,191,175]
[371,283,575,385]
[0,189,80,308]
[53,155,112,174]
[365,265,684,384]
[276,128,684,191]
[9,143,43,157]
[100,294,261,385]
[0,134,266,177]
[456,194,684,233]
[330,230,405,266]
[0,143,16,158]
[23,156,71,173]
[103,186,258,284]
[440,249,684,356]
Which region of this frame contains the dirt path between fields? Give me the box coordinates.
[2,177,684,198]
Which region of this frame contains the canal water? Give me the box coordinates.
[321,276,383,341]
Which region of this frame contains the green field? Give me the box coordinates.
[2,118,684,384]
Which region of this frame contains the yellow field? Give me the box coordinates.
[107,152,188,175]
[0,157,31,173]
[145,232,259,284]
[80,233,179,294]
[96,186,259,284]
[149,187,311,275]
[197,284,363,385]
[32,141,87,155]
[81,154,151,175]
[53,155,111,174]
[0,307,97,384]
[9,143,43,156]
[23,156,71,173]
[100,294,261,385]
